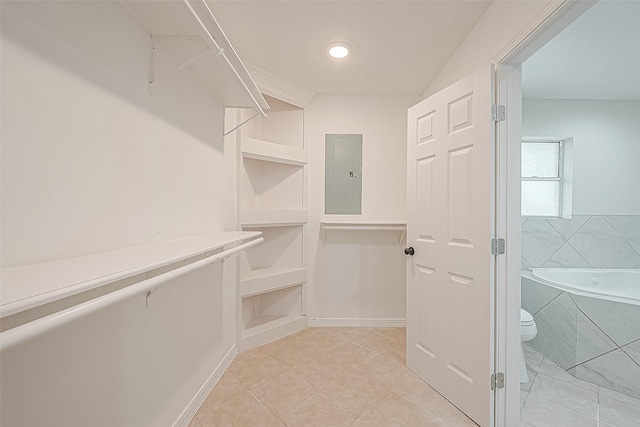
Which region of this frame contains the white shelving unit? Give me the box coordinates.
[0,232,261,325]
[226,94,309,352]
[320,220,408,243]
[121,0,269,116]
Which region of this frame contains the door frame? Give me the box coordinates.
[493,1,598,425]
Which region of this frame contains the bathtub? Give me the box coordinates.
[526,268,640,305]
[521,268,640,399]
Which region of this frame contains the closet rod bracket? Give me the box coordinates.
[223,110,264,136]
[149,35,223,94]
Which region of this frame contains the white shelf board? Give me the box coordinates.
[121,0,269,113]
[240,267,306,298]
[320,220,407,243]
[241,210,308,227]
[1,231,261,318]
[239,314,306,352]
[242,137,307,166]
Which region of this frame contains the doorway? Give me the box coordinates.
[497,0,640,425]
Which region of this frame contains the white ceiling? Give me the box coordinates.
[206,1,640,100]
[208,1,491,96]
[522,0,640,100]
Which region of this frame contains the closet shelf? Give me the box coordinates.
[239,314,307,352]
[121,0,269,115]
[320,220,407,243]
[242,210,308,227]
[242,137,308,166]
[240,267,307,298]
[0,231,261,318]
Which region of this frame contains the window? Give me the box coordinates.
[521,137,573,218]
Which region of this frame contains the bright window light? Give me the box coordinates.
[329,44,349,59]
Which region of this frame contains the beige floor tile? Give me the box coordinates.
[290,358,342,389]
[250,370,317,416]
[351,353,411,388]
[435,402,479,427]
[196,388,277,427]
[390,372,447,417]
[352,329,401,354]
[321,327,371,339]
[320,341,377,368]
[296,330,350,353]
[187,414,204,427]
[195,328,477,427]
[375,327,406,342]
[351,391,439,426]
[229,354,289,388]
[198,371,247,411]
[318,371,390,417]
[290,326,332,340]
[278,392,356,427]
[263,336,321,367]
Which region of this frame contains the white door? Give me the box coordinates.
[406,66,495,427]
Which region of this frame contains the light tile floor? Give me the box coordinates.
[189,327,478,426]
[520,343,640,427]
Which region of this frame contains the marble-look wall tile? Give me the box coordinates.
[547,215,590,240]
[572,294,640,346]
[522,215,640,269]
[527,329,560,367]
[621,339,640,366]
[522,220,566,267]
[536,358,598,393]
[521,257,531,271]
[575,350,640,399]
[568,217,626,267]
[521,345,543,393]
[628,230,640,257]
[534,292,578,369]
[603,244,640,269]
[542,243,590,268]
[603,215,640,240]
[575,310,617,366]
[521,275,562,314]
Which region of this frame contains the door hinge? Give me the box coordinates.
[492,104,505,122]
[491,372,505,390]
[491,238,506,255]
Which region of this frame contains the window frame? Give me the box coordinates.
[521,136,573,219]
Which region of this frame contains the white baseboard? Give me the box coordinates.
[173,344,237,427]
[307,318,406,328]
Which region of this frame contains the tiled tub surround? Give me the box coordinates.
[521,273,640,399]
[521,215,640,270]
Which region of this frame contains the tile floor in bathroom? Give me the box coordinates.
[520,343,640,427]
[188,327,478,426]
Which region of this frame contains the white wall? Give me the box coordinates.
[523,99,640,214]
[307,95,418,323]
[1,1,225,268]
[1,2,235,426]
[424,0,556,97]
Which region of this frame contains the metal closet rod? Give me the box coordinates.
[0,236,264,352]
[182,0,267,118]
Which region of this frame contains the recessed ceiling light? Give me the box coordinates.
[328,44,349,59]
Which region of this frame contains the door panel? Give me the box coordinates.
[407,66,494,427]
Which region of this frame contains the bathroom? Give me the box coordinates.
[518,1,640,425]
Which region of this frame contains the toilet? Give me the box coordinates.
[520,308,537,383]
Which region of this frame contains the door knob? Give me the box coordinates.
[404,247,415,256]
